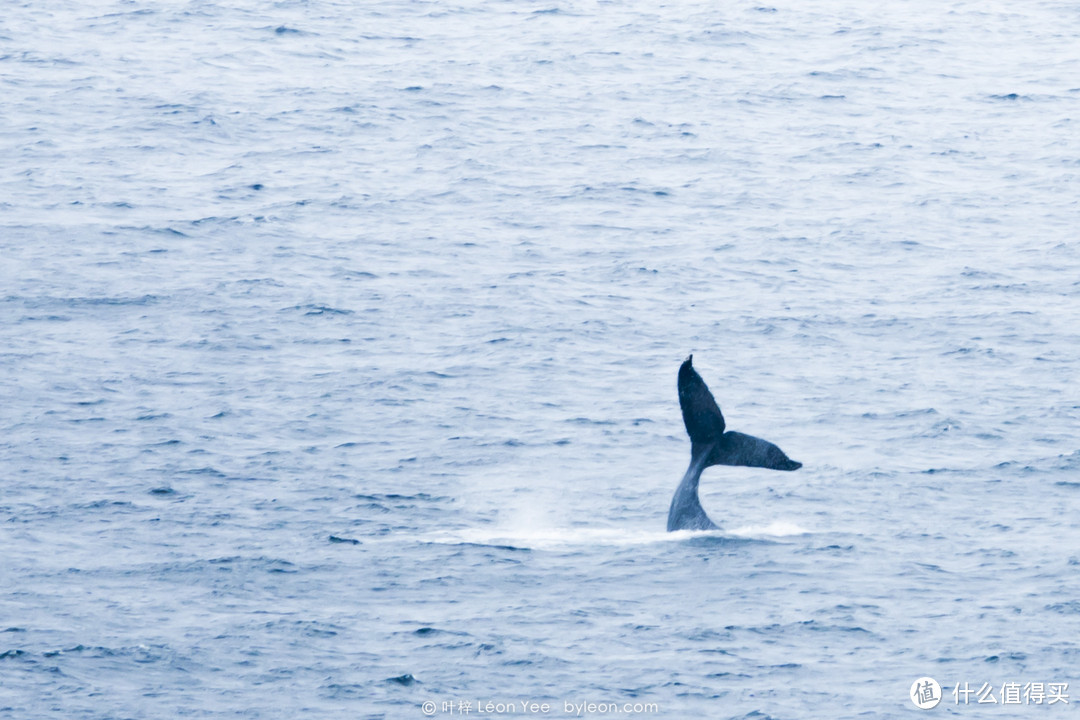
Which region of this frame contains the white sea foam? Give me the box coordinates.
[728,521,812,538]
[426,526,683,549]
[423,521,811,549]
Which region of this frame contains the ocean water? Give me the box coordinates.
[2,0,1079,717]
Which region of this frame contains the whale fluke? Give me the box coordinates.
[667,356,801,532]
[678,354,726,448]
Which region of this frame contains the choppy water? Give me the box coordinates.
[2,1,1080,717]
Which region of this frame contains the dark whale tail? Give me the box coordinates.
[667,356,801,532]
[678,354,727,449]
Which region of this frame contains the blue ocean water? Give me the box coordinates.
[2,0,1079,717]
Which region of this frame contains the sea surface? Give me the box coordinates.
[2,1,1080,718]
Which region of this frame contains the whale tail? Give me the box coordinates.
[668,355,801,532]
[678,355,802,472]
